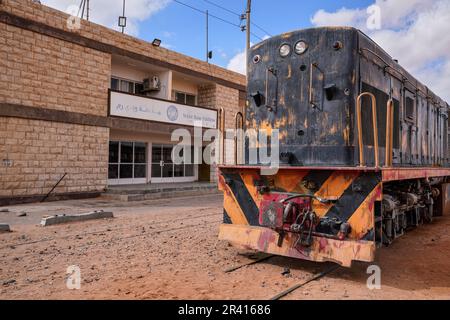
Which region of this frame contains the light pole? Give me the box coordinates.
[206,10,209,62]
[86,0,89,21]
[119,0,126,34]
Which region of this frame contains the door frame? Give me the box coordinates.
[150,143,198,184]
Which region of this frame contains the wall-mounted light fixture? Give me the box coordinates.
[152,38,162,47]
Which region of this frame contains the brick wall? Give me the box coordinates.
[0,117,109,197]
[0,0,246,88]
[198,84,241,179]
[0,22,111,116]
[216,85,241,165]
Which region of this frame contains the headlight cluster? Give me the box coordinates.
[279,41,308,57]
[279,44,291,57]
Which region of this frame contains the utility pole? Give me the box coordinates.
[246,0,251,52]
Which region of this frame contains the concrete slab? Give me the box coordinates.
[40,210,114,226]
[103,182,221,202]
[0,224,11,232]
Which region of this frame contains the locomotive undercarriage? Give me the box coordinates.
[380,178,442,246]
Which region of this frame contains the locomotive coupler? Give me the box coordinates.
[292,211,318,248]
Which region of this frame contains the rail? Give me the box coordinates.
[385,99,394,167]
[356,92,379,168]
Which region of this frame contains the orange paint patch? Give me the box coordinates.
[313,171,360,217]
[240,171,263,206]
[347,184,382,240]
[273,171,309,193]
[223,184,249,226]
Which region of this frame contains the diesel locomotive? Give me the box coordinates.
[217,27,450,267]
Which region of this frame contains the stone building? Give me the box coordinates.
[0,0,246,204]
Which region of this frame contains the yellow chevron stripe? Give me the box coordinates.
[223,183,250,225]
[241,171,263,208]
[347,183,382,240]
[241,170,310,206]
[313,171,360,217]
[274,170,310,193]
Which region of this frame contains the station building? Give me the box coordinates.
[0,0,246,204]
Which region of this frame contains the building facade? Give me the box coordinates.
[0,0,246,204]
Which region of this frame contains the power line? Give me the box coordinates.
[203,0,240,17]
[173,0,238,28]
[173,0,265,41]
[251,21,271,37]
[202,0,272,36]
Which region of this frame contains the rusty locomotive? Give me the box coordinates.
[217,27,450,267]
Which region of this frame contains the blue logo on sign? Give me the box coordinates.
[167,105,179,122]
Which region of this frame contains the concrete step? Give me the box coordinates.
[103,184,221,202]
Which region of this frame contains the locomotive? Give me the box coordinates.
[218,27,450,267]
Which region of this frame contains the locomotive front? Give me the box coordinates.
[218,28,381,267]
[217,27,449,267]
[245,27,359,166]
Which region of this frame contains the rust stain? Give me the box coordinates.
[287,64,292,79]
[319,238,328,253]
[218,224,376,267]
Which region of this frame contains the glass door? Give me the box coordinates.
[151,144,197,183]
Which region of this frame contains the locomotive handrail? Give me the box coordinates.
[218,108,226,165]
[234,112,244,165]
[356,92,379,168]
[385,99,394,167]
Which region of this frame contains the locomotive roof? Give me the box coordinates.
[251,26,449,110]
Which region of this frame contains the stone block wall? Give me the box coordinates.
[0,22,111,116]
[0,117,109,198]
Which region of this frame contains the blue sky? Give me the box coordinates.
[43,0,373,69]
[42,0,450,101]
[138,0,373,67]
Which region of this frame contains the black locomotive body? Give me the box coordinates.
[218,27,450,267]
[245,27,449,167]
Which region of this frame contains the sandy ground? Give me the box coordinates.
[0,194,449,300]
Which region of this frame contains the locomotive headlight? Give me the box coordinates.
[294,41,308,55]
[279,44,291,57]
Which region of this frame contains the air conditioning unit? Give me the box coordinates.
[143,76,161,92]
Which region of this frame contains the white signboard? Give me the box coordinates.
[109,91,217,129]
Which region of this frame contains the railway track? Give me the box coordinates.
[224,253,340,300]
[269,264,340,300]
[0,211,221,250]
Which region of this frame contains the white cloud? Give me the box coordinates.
[226,36,270,75]
[161,43,175,49]
[162,31,175,38]
[227,50,246,74]
[311,7,366,28]
[311,0,450,102]
[41,0,171,36]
